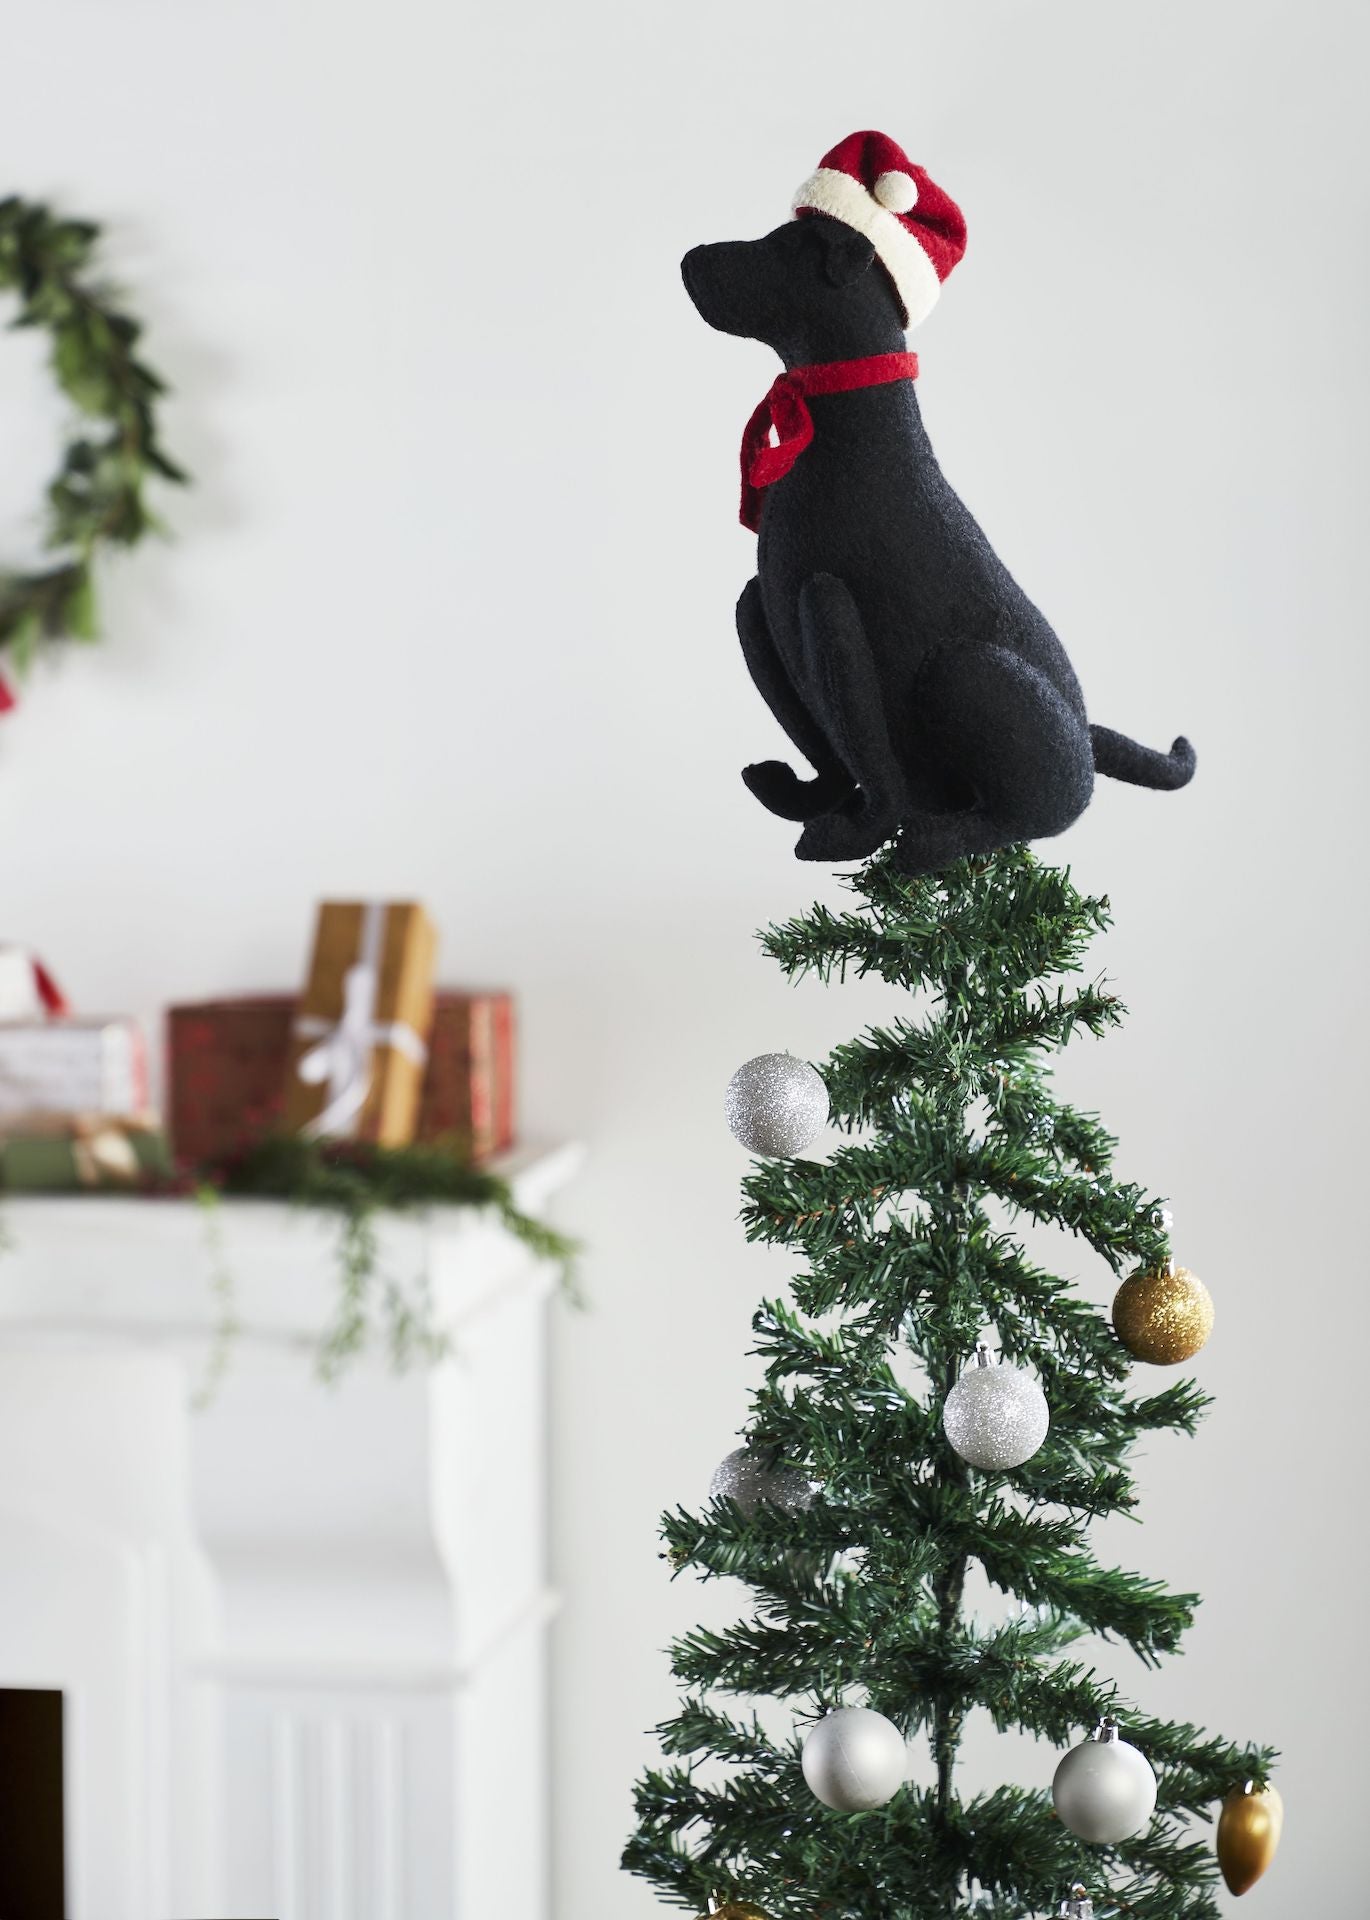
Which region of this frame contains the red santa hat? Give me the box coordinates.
[792,130,967,328]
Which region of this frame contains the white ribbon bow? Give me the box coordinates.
[293,903,428,1138]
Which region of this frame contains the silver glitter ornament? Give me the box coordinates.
[724,1053,828,1157]
[709,1446,814,1518]
[942,1346,1050,1472]
[1052,1720,1157,1843]
[800,1705,908,1811]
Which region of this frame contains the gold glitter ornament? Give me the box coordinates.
[1217,1781,1283,1894]
[698,1904,774,1920]
[1112,1261,1213,1365]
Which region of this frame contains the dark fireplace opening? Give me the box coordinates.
[0,1689,65,1919]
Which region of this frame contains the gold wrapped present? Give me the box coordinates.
[281,902,437,1147]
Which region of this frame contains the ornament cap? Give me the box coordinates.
[1151,1205,1177,1275]
[1095,1717,1121,1744]
[972,1343,995,1369]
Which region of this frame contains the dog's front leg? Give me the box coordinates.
[735,577,857,821]
[791,573,906,861]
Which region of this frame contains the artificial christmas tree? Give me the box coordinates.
[624,846,1276,1916]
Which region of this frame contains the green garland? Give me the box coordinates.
[204,1136,580,1384]
[0,196,185,673]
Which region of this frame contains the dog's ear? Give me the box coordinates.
[812,218,877,289]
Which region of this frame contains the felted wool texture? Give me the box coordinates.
[680,214,1196,873]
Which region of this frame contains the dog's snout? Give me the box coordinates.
[680,238,767,337]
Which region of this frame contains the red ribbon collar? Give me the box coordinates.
[739,351,919,532]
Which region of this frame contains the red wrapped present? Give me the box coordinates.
[168,991,515,1170]
[166,996,295,1170]
[419,992,516,1163]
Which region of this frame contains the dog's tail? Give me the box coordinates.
[1090,724,1196,791]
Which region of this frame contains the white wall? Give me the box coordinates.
[2,1,1365,1912]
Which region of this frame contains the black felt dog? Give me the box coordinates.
[681,169,1195,873]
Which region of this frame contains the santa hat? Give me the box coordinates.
[792,130,967,328]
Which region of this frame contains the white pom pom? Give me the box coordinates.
[873,170,918,214]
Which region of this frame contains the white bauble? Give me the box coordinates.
[801,1706,907,1812]
[724,1053,828,1157]
[942,1347,1049,1472]
[1052,1723,1157,1843]
[709,1446,814,1518]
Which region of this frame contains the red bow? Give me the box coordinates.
[738,351,919,532]
[32,957,70,1017]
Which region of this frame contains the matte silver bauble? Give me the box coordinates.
[942,1346,1050,1472]
[1052,1721,1157,1843]
[800,1706,907,1812]
[709,1446,814,1518]
[724,1053,828,1157]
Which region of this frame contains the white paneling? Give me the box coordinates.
[0,1158,574,1915]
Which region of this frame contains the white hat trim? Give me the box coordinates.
[791,166,942,329]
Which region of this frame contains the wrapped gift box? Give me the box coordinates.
[166,996,297,1170]
[0,1114,171,1191]
[167,989,514,1169]
[282,902,438,1147]
[419,992,516,1162]
[0,1018,148,1120]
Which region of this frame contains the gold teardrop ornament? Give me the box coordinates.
[1217,1781,1283,1894]
[1112,1263,1214,1365]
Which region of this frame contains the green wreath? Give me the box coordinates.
[0,196,185,683]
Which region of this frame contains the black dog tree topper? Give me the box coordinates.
[681,130,1194,872]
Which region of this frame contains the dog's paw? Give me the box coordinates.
[795,801,892,863]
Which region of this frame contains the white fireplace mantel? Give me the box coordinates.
[0,1141,581,1920]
